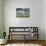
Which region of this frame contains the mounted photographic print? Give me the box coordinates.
[16,8,30,17]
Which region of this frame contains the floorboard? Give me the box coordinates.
[0,40,46,46]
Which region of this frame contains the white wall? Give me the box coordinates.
[4,0,45,40]
[45,0,46,40]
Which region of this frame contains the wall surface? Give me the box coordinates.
[0,0,2,27]
[45,0,46,40]
[4,0,45,40]
[0,0,3,38]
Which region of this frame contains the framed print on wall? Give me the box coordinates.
[16,8,30,17]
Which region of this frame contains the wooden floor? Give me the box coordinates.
[0,40,46,46]
[9,40,46,46]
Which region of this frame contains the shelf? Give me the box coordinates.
[10,31,37,35]
[9,27,38,40]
